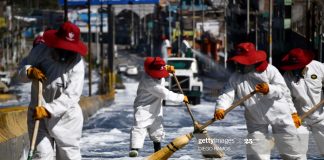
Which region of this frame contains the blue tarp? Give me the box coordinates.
[58,0,159,6]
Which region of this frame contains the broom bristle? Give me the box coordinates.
[146,133,193,160]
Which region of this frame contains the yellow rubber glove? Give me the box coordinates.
[165,65,175,73]
[34,106,50,120]
[27,67,47,82]
[255,82,269,95]
[183,95,189,103]
[214,109,225,120]
[291,113,301,128]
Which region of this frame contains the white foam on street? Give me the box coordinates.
[80,78,250,159]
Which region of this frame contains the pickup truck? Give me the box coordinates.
[164,57,203,105]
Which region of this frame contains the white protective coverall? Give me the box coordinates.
[18,44,84,160]
[181,39,191,55]
[130,73,184,149]
[284,60,324,156]
[215,64,304,160]
[161,39,171,61]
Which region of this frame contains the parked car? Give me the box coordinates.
[126,65,138,76]
[117,64,128,73]
[0,71,11,86]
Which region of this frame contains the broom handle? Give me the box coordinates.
[300,99,324,121]
[27,81,42,160]
[199,90,257,130]
[172,73,198,125]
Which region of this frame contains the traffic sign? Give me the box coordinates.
[58,0,159,6]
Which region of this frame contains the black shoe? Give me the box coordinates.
[153,142,161,152]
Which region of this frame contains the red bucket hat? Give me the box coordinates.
[236,42,256,53]
[228,50,267,65]
[144,57,169,79]
[43,21,87,56]
[280,48,314,71]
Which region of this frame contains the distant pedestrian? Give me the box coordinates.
[161,35,172,61]
[129,57,188,157]
[18,21,87,160]
[181,35,192,57]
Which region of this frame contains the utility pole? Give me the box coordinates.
[168,2,172,43]
[178,0,183,57]
[269,0,273,64]
[107,5,115,94]
[247,0,250,36]
[100,3,105,94]
[64,0,68,22]
[192,0,195,49]
[131,4,134,48]
[305,0,310,41]
[202,0,205,30]
[87,0,92,96]
[255,13,258,50]
[224,0,228,68]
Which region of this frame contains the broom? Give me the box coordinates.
[27,81,42,160]
[171,73,224,158]
[146,133,193,160]
[147,90,258,160]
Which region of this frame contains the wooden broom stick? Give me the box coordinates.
[300,99,324,121]
[27,81,42,160]
[172,73,224,158]
[199,90,257,131]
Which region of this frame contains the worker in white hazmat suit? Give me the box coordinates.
[213,42,304,160]
[129,57,189,157]
[281,48,324,157]
[18,21,87,160]
[161,35,172,61]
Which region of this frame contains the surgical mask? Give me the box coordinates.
[291,68,305,81]
[53,48,78,64]
[235,63,255,74]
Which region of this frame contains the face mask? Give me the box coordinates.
[235,63,255,74]
[291,68,304,80]
[53,49,78,63]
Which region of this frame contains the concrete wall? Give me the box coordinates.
[0,94,114,160]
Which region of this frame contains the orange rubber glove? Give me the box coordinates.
[291,113,301,128]
[214,109,225,120]
[255,82,269,95]
[183,95,189,103]
[27,67,46,82]
[34,106,50,120]
[165,65,175,73]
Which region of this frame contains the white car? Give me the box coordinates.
[126,65,138,76]
[117,64,128,73]
[0,71,11,86]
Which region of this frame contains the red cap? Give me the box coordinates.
[280,48,314,71]
[236,42,256,53]
[228,50,267,65]
[43,21,87,56]
[144,57,169,79]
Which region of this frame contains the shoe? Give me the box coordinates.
[129,149,139,157]
[153,142,161,152]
